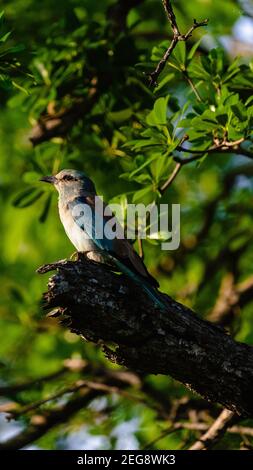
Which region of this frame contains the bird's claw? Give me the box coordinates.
[70,251,87,262]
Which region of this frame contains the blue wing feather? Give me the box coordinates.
[68,197,166,310]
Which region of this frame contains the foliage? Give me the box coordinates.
[0,0,253,450]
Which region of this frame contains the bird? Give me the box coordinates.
[40,169,166,310]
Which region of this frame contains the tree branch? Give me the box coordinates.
[29,95,97,146]
[0,367,142,450]
[37,258,253,418]
[0,388,101,450]
[174,139,252,165]
[189,409,236,450]
[143,417,253,450]
[0,367,67,396]
[148,1,208,87]
[159,162,182,194]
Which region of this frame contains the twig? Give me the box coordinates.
[0,369,164,450]
[187,423,253,438]
[143,425,177,449]
[8,379,149,420]
[174,138,247,165]
[0,389,100,450]
[148,1,208,86]
[207,273,238,325]
[160,162,182,194]
[183,71,203,102]
[174,153,203,165]
[0,367,67,396]
[189,409,236,450]
[177,137,245,154]
[143,420,253,449]
[7,381,89,419]
[207,273,253,327]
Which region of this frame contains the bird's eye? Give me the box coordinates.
[62,175,74,181]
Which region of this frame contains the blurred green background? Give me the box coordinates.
[0,0,253,450]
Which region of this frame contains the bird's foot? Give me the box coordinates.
[70,251,115,269]
[70,251,87,262]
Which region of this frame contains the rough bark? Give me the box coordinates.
[38,258,253,417]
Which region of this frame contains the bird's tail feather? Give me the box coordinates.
[112,258,167,311]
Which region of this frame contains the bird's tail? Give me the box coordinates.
[112,258,167,311]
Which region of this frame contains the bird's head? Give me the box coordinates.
[40,169,96,197]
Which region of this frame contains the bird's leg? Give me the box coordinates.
[70,250,107,264]
[86,250,110,265]
[70,251,79,261]
[84,251,117,270]
[70,251,116,270]
[70,251,90,262]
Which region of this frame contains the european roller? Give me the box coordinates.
[40,169,166,310]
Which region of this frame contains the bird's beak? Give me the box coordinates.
[40,175,57,184]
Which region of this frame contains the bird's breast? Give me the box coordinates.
[58,201,97,253]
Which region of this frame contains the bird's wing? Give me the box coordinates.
[68,195,114,251]
[68,195,159,288]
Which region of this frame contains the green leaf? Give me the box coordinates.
[146,97,169,126]
[126,139,163,150]
[153,154,172,183]
[245,96,253,107]
[0,74,12,90]
[155,73,174,92]
[132,173,152,184]
[154,97,168,124]
[197,152,208,164]
[39,193,52,223]
[210,48,225,75]
[187,37,203,61]
[223,59,240,84]
[173,41,186,68]
[216,113,228,126]
[132,185,153,203]
[12,188,44,208]
[23,171,41,184]
[0,31,11,43]
[0,43,25,58]
[188,59,210,80]
[12,80,29,95]
[151,40,168,62]
[129,155,157,179]
[231,104,247,122]
[107,108,133,123]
